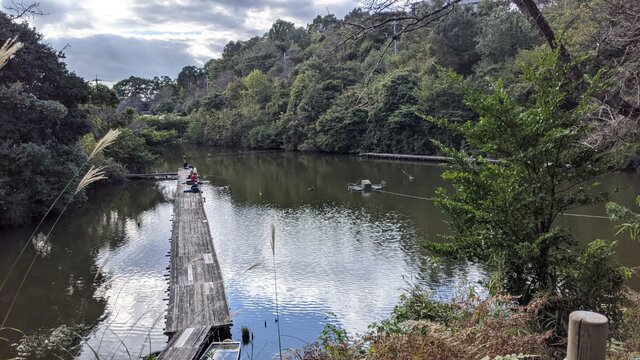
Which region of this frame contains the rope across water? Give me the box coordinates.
[375,189,610,219]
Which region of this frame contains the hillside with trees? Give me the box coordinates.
[2,0,640,357]
[107,0,639,167]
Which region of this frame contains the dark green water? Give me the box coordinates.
[0,149,639,359]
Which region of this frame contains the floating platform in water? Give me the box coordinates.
[347,179,386,191]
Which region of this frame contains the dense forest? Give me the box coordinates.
[109,0,638,159]
[114,1,527,154]
[2,0,639,226]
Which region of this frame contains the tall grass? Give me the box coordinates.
[0,40,159,359]
[0,131,120,331]
[0,129,121,295]
[0,36,22,69]
[271,223,283,360]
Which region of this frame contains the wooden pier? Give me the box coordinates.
[158,168,231,360]
[359,152,500,163]
[125,172,178,180]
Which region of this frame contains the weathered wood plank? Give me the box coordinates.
[158,168,231,360]
[158,326,212,360]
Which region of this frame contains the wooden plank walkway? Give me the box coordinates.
[125,172,178,180]
[359,152,501,163]
[158,168,231,360]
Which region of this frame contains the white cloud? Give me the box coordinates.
[2,0,355,80]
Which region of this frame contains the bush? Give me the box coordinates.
[290,288,552,360]
[103,128,156,173]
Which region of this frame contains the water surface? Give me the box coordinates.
[0,150,638,359]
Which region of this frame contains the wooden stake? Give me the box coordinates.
[567,311,608,360]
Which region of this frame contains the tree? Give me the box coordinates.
[0,11,91,226]
[475,0,541,64]
[512,0,568,59]
[241,70,272,106]
[177,65,205,93]
[315,88,369,153]
[103,128,156,173]
[430,50,625,331]
[280,69,342,150]
[427,5,480,75]
[268,19,304,50]
[89,83,119,108]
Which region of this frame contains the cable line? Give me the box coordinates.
[377,189,435,201]
[375,189,610,219]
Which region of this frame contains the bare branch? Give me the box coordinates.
[346,0,464,42]
[5,0,48,20]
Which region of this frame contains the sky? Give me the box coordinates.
[2,0,357,83]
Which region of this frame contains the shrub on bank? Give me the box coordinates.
[291,286,640,360]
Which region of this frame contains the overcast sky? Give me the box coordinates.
[2,0,356,83]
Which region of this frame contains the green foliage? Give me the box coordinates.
[475,1,541,65]
[140,115,189,136]
[281,69,342,150]
[315,89,368,153]
[606,196,640,241]
[139,128,180,152]
[114,1,574,156]
[89,84,119,108]
[427,4,480,75]
[0,13,91,226]
[430,50,625,336]
[98,0,637,163]
[241,70,272,105]
[552,240,626,331]
[103,128,156,173]
[371,285,460,334]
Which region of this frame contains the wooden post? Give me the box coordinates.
[567,311,608,360]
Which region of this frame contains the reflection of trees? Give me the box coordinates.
[163,147,452,250]
[166,148,464,279]
[0,181,167,358]
[80,182,167,249]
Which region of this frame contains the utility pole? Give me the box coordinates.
[283,51,288,77]
[94,74,102,87]
[393,20,398,56]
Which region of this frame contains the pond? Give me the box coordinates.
[1,149,639,359]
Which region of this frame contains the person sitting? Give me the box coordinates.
[183,160,190,169]
[187,171,199,185]
[184,183,201,193]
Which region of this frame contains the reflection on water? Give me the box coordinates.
[0,149,639,359]
[0,181,171,359]
[203,188,484,358]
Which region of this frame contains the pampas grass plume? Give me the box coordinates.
[75,166,107,195]
[0,37,22,70]
[90,129,121,159]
